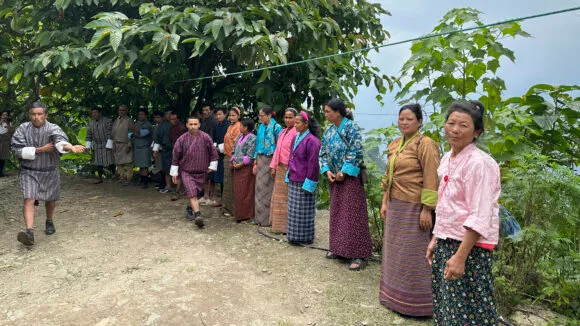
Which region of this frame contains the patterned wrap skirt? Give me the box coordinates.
[328,175,372,259]
[181,171,206,198]
[222,156,235,215]
[380,199,433,316]
[20,168,60,201]
[133,147,152,168]
[233,164,255,221]
[269,163,289,233]
[287,180,316,243]
[254,155,274,226]
[432,238,498,325]
[0,133,12,160]
[92,141,114,167]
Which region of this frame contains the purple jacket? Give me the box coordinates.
[287,132,321,193]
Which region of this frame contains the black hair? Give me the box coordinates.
[446,100,485,141]
[1,110,9,115]
[285,107,298,116]
[153,110,164,117]
[91,107,102,113]
[260,105,276,117]
[325,99,353,120]
[30,101,47,113]
[201,103,213,111]
[241,118,255,132]
[164,107,174,114]
[119,104,128,110]
[399,103,423,121]
[186,116,200,123]
[297,112,320,137]
[215,106,228,115]
[138,108,148,115]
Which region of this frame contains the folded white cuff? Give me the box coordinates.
[213,142,217,148]
[153,143,161,152]
[218,143,224,153]
[55,141,72,154]
[85,141,92,149]
[170,165,179,177]
[209,161,218,171]
[105,139,114,149]
[22,147,36,160]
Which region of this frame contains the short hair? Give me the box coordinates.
[186,116,200,123]
[30,101,48,113]
[153,110,163,117]
[119,104,128,110]
[91,107,102,113]
[399,103,422,121]
[241,118,255,132]
[138,108,148,115]
[446,100,485,141]
[201,103,213,111]
[164,107,174,114]
[215,106,228,115]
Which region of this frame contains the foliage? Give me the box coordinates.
[1,0,394,122]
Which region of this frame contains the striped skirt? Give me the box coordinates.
[328,175,372,259]
[181,171,206,198]
[380,199,433,317]
[20,168,61,201]
[287,180,316,243]
[222,156,235,215]
[432,238,497,325]
[254,155,274,226]
[0,133,11,160]
[269,163,289,233]
[233,164,255,221]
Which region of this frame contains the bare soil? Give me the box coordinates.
[0,174,431,326]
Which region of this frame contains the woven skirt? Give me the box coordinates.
[432,238,498,325]
[269,163,289,233]
[328,175,372,259]
[181,171,206,198]
[254,155,274,226]
[222,156,235,215]
[287,180,316,243]
[380,199,433,316]
[233,164,255,221]
[20,168,60,201]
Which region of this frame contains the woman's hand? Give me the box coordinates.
[419,207,433,231]
[425,236,436,266]
[252,164,257,175]
[335,171,345,182]
[270,168,276,179]
[380,202,387,220]
[444,254,466,281]
[326,171,336,182]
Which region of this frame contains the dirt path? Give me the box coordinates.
[0,174,430,326]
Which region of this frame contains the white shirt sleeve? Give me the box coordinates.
[55,141,72,154]
[208,161,218,171]
[170,165,179,177]
[105,139,114,149]
[85,141,92,149]
[153,143,161,152]
[21,147,36,160]
[218,143,224,153]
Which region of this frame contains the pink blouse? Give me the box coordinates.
[433,143,501,246]
[270,127,298,168]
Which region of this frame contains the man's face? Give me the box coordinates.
[164,111,172,120]
[202,106,211,119]
[186,118,201,133]
[138,111,147,121]
[153,115,163,124]
[169,114,178,125]
[1,112,8,120]
[118,106,128,117]
[91,110,100,121]
[30,107,47,128]
[215,110,226,122]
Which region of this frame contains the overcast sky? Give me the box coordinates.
[352,0,580,132]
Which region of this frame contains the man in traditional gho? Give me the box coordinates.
[199,104,218,205]
[170,116,218,228]
[132,108,153,188]
[112,104,134,185]
[167,110,187,200]
[11,101,85,246]
[86,107,114,184]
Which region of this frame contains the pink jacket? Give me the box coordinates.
[270,127,298,169]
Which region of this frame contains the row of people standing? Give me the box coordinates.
[379,101,501,325]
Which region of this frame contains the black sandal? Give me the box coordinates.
[325,252,338,259]
[349,258,367,271]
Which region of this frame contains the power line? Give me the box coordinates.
[172,6,580,83]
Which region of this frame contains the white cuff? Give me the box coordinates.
[153,143,161,152]
[150,141,155,149]
[55,141,72,154]
[213,142,217,148]
[218,143,224,153]
[170,165,179,177]
[209,161,218,171]
[105,139,114,149]
[22,147,36,160]
[85,141,92,149]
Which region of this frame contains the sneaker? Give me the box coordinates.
[45,220,56,235]
[186,206,194,221]
[194,212,204,228]
[159,188,170,194]
[17,229,35,246]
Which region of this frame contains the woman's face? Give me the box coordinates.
[294,116,308,133]
[444,111,480,151]
[398,109,421,136]
[259,110,270,124]
[324,105,341,124]
[284,111,296,128]
[240,124,248,134]
[228,110,239,123]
